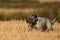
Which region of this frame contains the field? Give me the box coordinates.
[0,20,60,40]
[0,1,60,40]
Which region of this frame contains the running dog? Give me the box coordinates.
[26,15,56,32]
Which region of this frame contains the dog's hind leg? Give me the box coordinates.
[46,20,53,32]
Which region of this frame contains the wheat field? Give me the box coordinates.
[0,20,60,40]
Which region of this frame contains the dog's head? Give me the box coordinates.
[26,15,38,27]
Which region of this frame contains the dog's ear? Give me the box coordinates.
[33,17,38,21]
[35,17,38,21]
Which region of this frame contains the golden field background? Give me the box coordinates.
[0,0,60,40]
[0,1,60,21]
[0,20,60,40]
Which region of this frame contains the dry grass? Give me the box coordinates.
[0,8,34,14]
[0,20,60,40]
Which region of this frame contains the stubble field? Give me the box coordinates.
[0,20,60,40]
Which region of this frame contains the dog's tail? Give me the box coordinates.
[51,17,56,24]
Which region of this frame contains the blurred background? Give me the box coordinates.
[0,0,60,22]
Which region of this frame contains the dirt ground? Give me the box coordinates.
[0,20,60,40]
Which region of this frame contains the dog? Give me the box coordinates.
[26,15,56,32]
